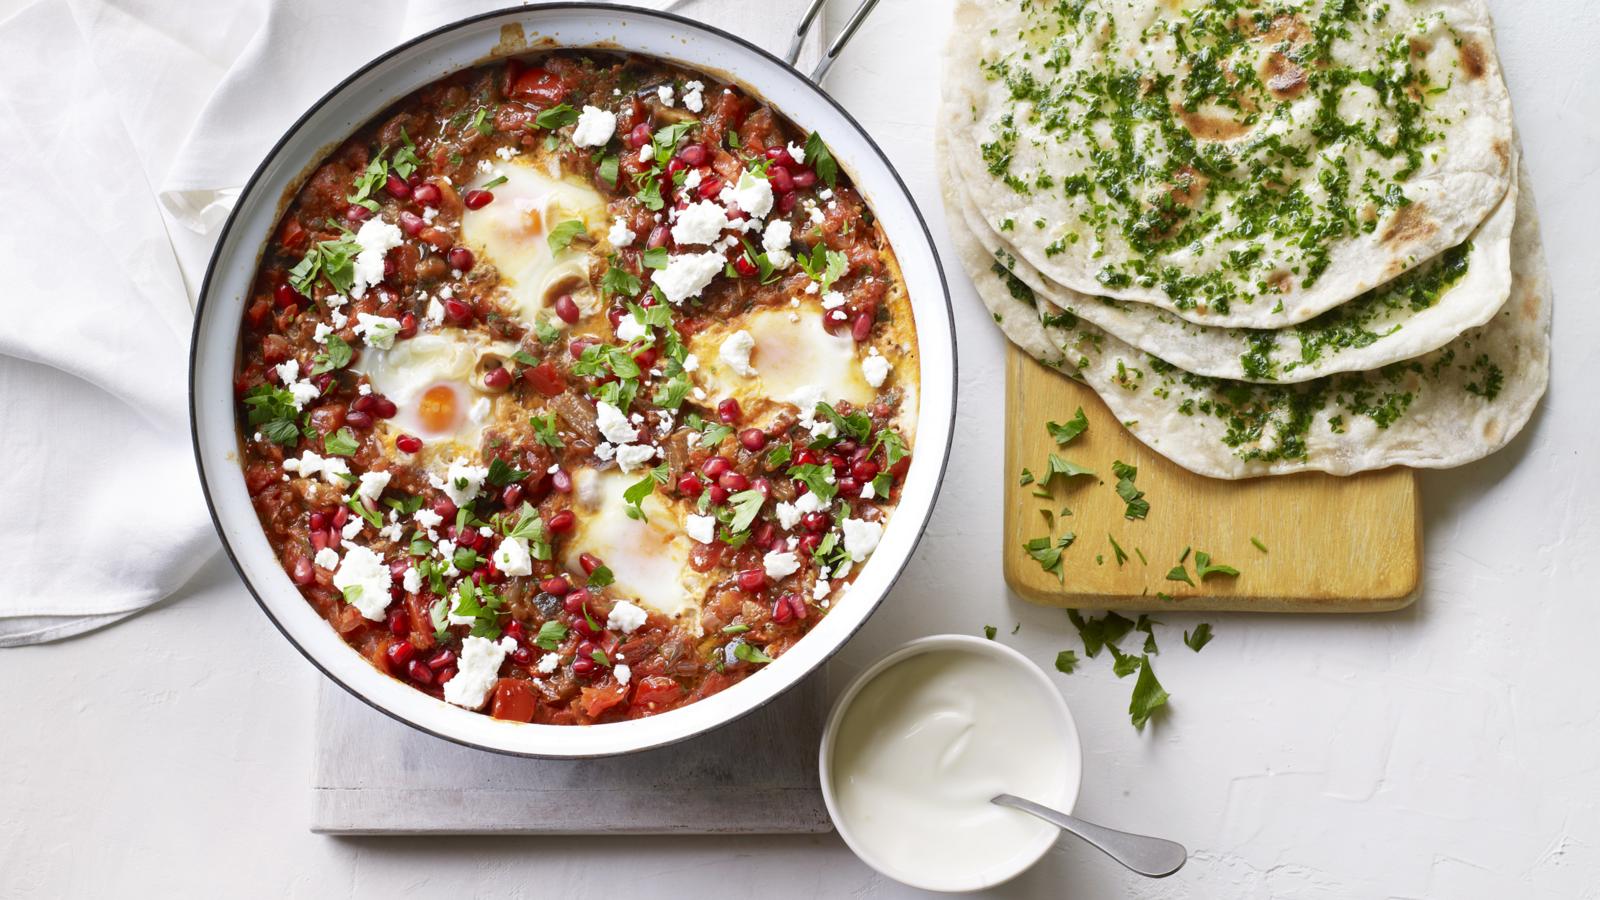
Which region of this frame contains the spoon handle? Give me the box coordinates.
[992,793,1187,878]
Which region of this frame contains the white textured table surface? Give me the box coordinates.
[4,1,1599,898]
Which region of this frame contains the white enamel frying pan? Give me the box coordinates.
[189,2,955,758]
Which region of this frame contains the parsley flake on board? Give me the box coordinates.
[1045,453,1095,483]
[1047,407,1089,445]
[1024,533,1075,582]
[1194,552,1240,580]
[1251,536,1269,553]
[1165,564,1195,586]
[1107,534,1129,567]
[1111,460,1149,520]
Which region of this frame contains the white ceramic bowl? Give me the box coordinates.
[189,4,955,758]
[818,635,1083,892]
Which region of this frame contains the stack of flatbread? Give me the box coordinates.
[939,0,1549,478]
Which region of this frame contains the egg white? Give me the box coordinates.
[690,303,876,422]
[565,467,708,631]
[355,331,518,470]
[461,159,609,326]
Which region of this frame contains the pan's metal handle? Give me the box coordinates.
[784,0,884,84]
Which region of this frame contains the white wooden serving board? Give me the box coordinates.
[311,0,833,836]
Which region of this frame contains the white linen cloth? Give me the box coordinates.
[0,0,683,645]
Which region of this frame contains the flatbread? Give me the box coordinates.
[942,158,1550,478]
[940,141,1517,383]
[943,0,1517,329]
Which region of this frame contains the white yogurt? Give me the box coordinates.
[825,642,1079,891]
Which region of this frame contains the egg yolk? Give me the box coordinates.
[416,384,460,435]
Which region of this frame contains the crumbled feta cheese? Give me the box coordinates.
[595,442,616,461]
[671,199,729,246]
[571,105,617,148]
[313,322,334,344]
[861,349,891,388]
[860,479,876,500]
[332,544,393,621]
[794,490,828,514]
[413,509,442,533]
[821,290,848,310]
[607,600,649,635]
[402,566,422,593]
[536,652,560,674]
[285,450,351,486]
[683,80,705,112]
[444,635,516,709]
[683,168,703,191]
[437,458,488,507]
[841,518,884,562]
[764,550,801,581]
[314,547,340,570]
[493,536,533,577]
[813,579,831,601]
[353,313,402,350]
[774,502,801,530]
[425,298,445,325]
[612,663,632,685]
[762,219,794,268]
[341,516,364,540]
[727,169,774,220]
[607,216,637,248]
[356,470,391,505]
[685,514,717,544]
[681,353,700,372]
[468,396,491,422]
[615,313,649,343]
[350,218,403,299]
[654,251,725,304]
[786,141,807,165]
[614,443,658,473]
[595,401,638,445]
[719,330,758,377]
[657,85,675,107]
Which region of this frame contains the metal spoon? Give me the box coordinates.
[991,794,1187,878]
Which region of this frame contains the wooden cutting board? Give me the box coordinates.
[1002,346,1421,613]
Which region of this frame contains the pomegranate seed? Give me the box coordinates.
[791,168,817,189]
[413,183,441,207]
[273,284,298,310]
[406,659,434,685]
[607,306,627,329]
[501,484,523,508]
[431,497,457,521]
[798,533,823,554]
[667,142,702,166]
[677,474,704,497]
[768,166,794,194]
[399,210,425,235]
[802,511,832,533]
[332,506,349,528]
[370,397,397,418]
[852,459,880,481]
[385,174,411,198]
[564,588,590,614]
[717,398,741,423]
[665,157,687,178]
[437,667,457,685]
[290,557,314,585]
[702,457,731,477]
[794,449,821,466]
[852,312,874,342]
[553,294,580,323]
[634,347,658,369]
[733,255,759,278]
[737,569,767,592]
[547,509,576,533]
[504,621,526,643]
[839,476,861,496]
[572,656,597,676]
[463,189,494,210]
[835,439,859,455]
[738,428,767,451]
[646,223,670,250]
[483,366,512,390]
[447,246,475,272]
[578,553,604,575]
[508,645,532,666]
[426,650,456,671]
[341,409,371,430]
[696,177,723,201]
[386,601,408,630]
[754,522,775,547]
[788,593,809,620]
[708,486,729,505]
[719,471,749,492]
[569,338,596,359]
[542,576,572,596]
[397,312,418,339]
[777,191,799,214]
[386,640,416,668]
[443,298,473,323]
[353,394,378,414]
[395,434,422,454]
[345,204,372,222]
[309,511,328,530]
[627,122,652,148]
[551,469,573,493]
[753,476,772,498]
[772,597,794,624]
